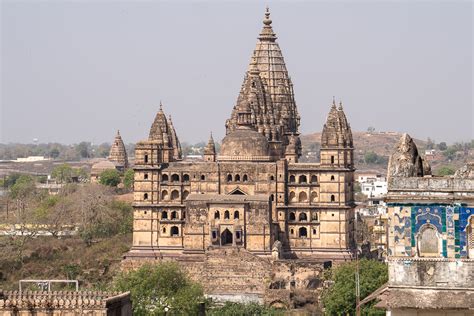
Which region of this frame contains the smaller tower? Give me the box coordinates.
[284,134,299,163]
[108,130,128,171]
[204,133,216,162]
[320,99,354,168]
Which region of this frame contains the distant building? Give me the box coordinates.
[90,130,129,182]
[14,156,50,163]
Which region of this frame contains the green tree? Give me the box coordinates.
[436,166,455,176]
[49,147,60,159]
[438,142,447,151]
[10,175,36,200]
[99,169,121,187]
[443,147,457,160]
[322,259,388,316]
[364,151,379,164]
[114,262,206,315]
[76,142,91,158]
[51,164,75,183]
[123,169,134,190]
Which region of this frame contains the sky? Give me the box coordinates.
[1,0,472,145]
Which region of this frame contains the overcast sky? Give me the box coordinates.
[1,0,472,145]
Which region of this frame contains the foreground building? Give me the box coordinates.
[366,135,474,314]
[124,9,355,305]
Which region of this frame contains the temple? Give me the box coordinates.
[124,9,356,304]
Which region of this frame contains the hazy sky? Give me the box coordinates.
[1,0,472,145]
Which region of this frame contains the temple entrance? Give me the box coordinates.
[221,228,233,246]
[418,225,439,257]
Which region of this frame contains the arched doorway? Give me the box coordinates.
[221,228,233,246]
[418,225,439,257]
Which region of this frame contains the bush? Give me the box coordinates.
[123,169,134,190]
[208,302,284,315]
[114,262,206,315]
[99,169,121,187]
[436,166,455,176]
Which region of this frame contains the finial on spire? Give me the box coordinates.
[117,129,120,136]
[338,101,343,110]
[159,100,163,111]
[332,96,336,108]
[263,6,272,26]
[169,114,172,122]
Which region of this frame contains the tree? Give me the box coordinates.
[76,142,91,158]
[367,126,375,133]
[436,166,455,176]
[123,169,134,190]
[114,262,206,315]
[438,142,447,151]
[364,151,379,164]
[426,138,435,150]
[99,169,121,187]
[49,147,60,159]
[322,259,388,315]
[51,164,75,183]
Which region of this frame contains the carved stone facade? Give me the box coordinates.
[0,290,132,315]
[124,9,355,304]
[108,130,128,171]
[372,135,474,315]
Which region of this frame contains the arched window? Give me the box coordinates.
[227,174,232,182]
[235,174,241,182]
[331,175,335,181]
[313,228,317,234]
[171,211,177,219]
[269,175,275,181]
[234,211,239,219]
[299,175,307,184]
[201,175,206,180]
[331,195,336,202]
[331,156,335,164]
[171,190,179,201]
[311,212,318,221]
[144,154,148,163]
[170,226,179,236]
[143,193,148,200]
[289,191,296,203]
[298,192,308,203]
[224,210,230,219]
[290,229,294,235]
[162,174,169,182]
[299,212,308,221]
[183,174,190,182]
[418,225,439,257]
[171,174,180,182]
[162,227,166,234]
[183,190,190,200]
[270,194,275,202]
[311,191,318,203]
[144,173,149,180]
[243,174,248,182]
[214,211,220,219]
[299,227,307,237]
[289,212,296,221]
[310,175,317,183]
[162,211,168,219]
[289,175,296,183]
[161,190,168,200]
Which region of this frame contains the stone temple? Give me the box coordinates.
[124,9,355,305]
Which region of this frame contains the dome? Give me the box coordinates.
[219,128,272,162]
[91,160,117,175]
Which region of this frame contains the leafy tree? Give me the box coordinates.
[10,175,36,200]
[51,164,75,183]
[443,147,457,160]
[438,142,447,151]
[364,151,379,164]
[208,302,283,316]
[3,173,21,188]
[114,262,206,315]
[99,169,121,187]
[436,166,455,176]
[76,142,91,158]
[123,169,134,190]
[367,126,375,133]
[322,259,388,316]
[49,147,60,159]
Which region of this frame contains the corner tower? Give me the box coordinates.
[320,99,354,168]
[226,8,300,159]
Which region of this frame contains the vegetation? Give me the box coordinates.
[436,165,456,176]
[114,262,206,315]
[123,169,134,189]
[363,151,388,165]
[322,259,388,316]
[208,302,283,315]
[99,169,121,187]
[51,164,88,183]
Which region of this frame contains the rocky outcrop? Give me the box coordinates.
[454,162,474,178]
[387,133,431,179]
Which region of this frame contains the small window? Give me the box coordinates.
[162,174,169,182]
[270,194,275,202]
[310,175,317,183]
[331,156,335,164]
[299,227,308,237]
[171,211,177,219]
[201,175,206,180]
[243,174,248,182]
[331,195,335,202]
[227,174,232,182]
[171,190,179,200]
[144,154,148,163]
[290,229,294,235]
[182,211,186,219]
[299,212,308,221]
[331,175,335,181]
[224,210,230,219]
[235,174,241,182]
[162,227,166,233]
[212,230,217,240]
[234,211,240,219]
[170,226,179,236]
[171,174,180,182]
[289,175,296,183]
[183,174,190,182]
[289,212,296,221]
[214,211,220,219]
[235,230,242,242]
[144,173,149,180]
[270,175,275,181]
[162,211,168,219]
[161,190,168,200]
[313,229,317,234]
[143,193,148,200]
[311,212,318,221]
[299,175,307,184]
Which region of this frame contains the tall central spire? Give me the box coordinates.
[226,8,300,159]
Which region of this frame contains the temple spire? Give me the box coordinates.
[259,7,277,41]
